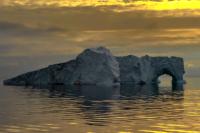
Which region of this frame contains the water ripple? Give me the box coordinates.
[0,77,200,133]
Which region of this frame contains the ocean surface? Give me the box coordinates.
[0,76,199,133]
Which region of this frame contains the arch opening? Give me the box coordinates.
[158,74,173,88]
[153,68,179,91]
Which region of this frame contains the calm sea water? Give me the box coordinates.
[0,77,199,133]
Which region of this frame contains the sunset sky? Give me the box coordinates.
[0,0,200,80]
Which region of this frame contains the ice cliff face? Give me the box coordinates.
[68,47,120,85]
[3,47,185,87]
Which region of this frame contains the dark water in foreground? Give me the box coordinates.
[0,77,200,133]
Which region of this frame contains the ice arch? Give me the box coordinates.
[151,57,185,90]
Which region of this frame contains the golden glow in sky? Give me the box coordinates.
[1,0,200,11]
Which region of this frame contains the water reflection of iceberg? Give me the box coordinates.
[120,84,159,98]
[45,83,184,100]
[30,84,184,126]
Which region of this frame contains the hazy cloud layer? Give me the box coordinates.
[1,7,200,29]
